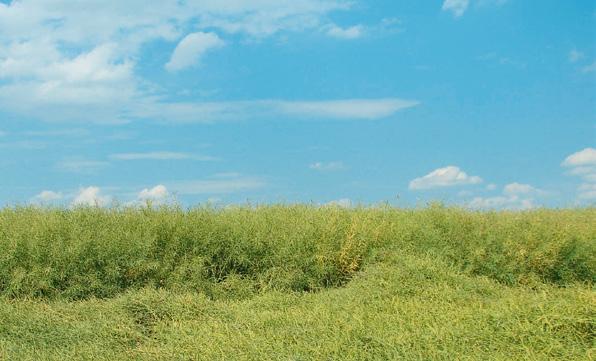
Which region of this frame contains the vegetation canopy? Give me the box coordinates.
[0,205,594,360]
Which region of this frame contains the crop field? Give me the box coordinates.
[0,205,594,360]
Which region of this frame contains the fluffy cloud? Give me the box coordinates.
[577,183,596,200]
[0,0,365,123]
[409,166,482,190]
[562,148,596,182]
[442,0,469,17]
[325,24,364,39]
[442,0,507,17]
[32,190,63,203]
[165,32,224,72]
[568,166,596,183]
[503,182,541,196]
[562,148,596,202]
[71,186,111,207]
[562,147,596,167]
[0,42,136,123]
[0,1,349,44]
[309,161,346,171]
[467,182,541,210]
[138,185,169,202]
[189,1,350,37]
[326,198,352,208]
[0,42,133,91]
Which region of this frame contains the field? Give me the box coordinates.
[0,205,594,360]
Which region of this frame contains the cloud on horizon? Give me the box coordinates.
[409,166,482,190]
[71,186,111,207]
[562,147,596,201]
[467,182,542,210]
[32,190,63,203]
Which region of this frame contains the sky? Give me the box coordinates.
[0,0,595,209]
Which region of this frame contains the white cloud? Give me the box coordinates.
[503,182,540,196]
[0,1,348,45]
[129,98,419,123]
[568,166,596,176]
[274,98,419,120]
[309,161,346,171]
[581,61,596,73]
[0,2,410,124]
[468,195,535,210]
[0,0,357,123]
[378,17,402,31]
[562,148,596,167]
[326,198,352,208]
[207,197,222,204]
[577,183,596,200]
[467,181,543,210]
[457,190,474,197]
[409,166,482,190]
[568,166,596,183]
[325,24,364,39]
[569,49,584,63]
[562,148,596,202]
[110,152,217,161]
[47,44,132,85]
[0,42,136,123]
[169,175,265,195]
[165,32,224,72]
[323,18,399,40]
[32,190,63,203]
[442,0,469,17]
[191,1,350,37]
[0,2,416,127]
[0,43,135,104]
[71,186,110,207]
[138,184,169,201]
[486,183,497,191]
[442,0,507,17]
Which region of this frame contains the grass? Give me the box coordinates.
[0,204,594,360]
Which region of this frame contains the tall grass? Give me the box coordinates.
[0,205,593,300]
[0,204,594,360]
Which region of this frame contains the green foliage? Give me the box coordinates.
[0,205,593,299]
[0,205,387,299]
[0,205,594,360]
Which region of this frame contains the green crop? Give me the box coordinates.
[0,204,593,360]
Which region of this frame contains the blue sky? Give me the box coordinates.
[0,0,595,208]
